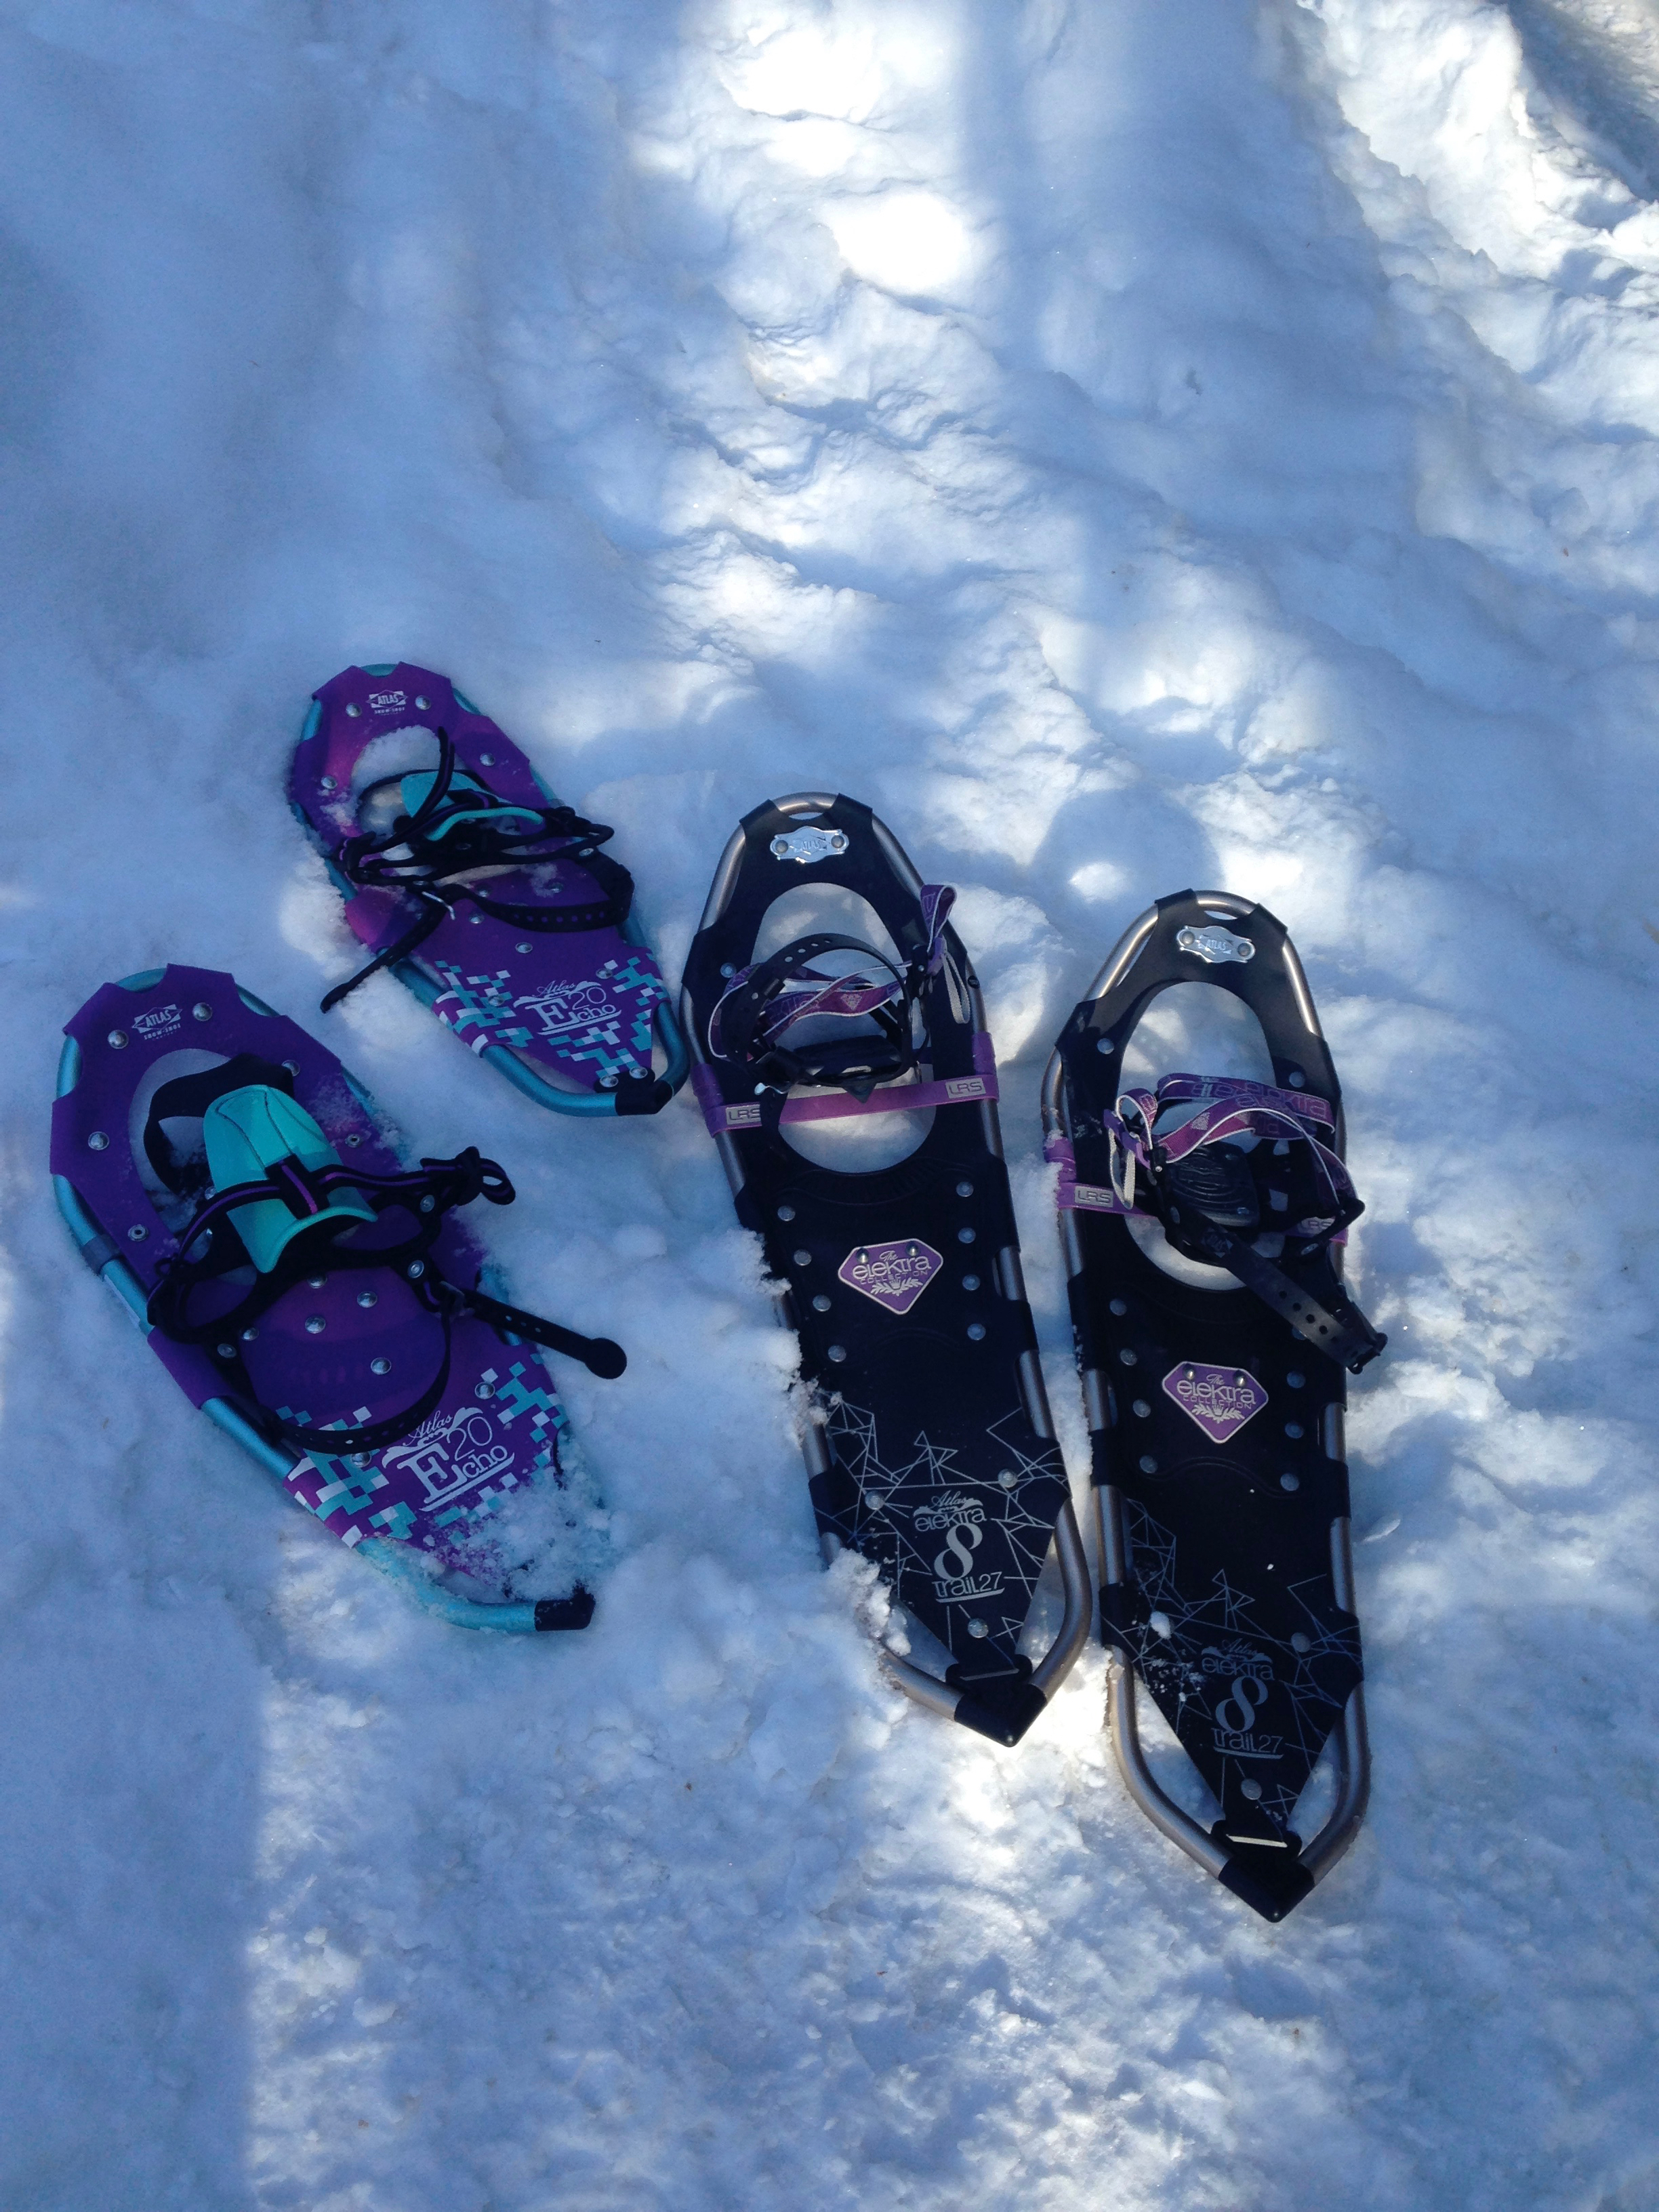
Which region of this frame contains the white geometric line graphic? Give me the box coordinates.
[1123,1502,1359,1835]
[824,1398,1067,1662]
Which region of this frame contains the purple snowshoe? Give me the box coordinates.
[290,663,688,1117]
[52,964,623,1631]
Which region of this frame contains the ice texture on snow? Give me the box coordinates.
[4,1,1659,2207]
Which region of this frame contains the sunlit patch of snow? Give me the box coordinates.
[5,0,1659,2206]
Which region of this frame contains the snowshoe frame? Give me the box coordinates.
[1043,892,1372,1917]
[685,793,1090,1746]
[292,663,689,1118]
[52,966,602,1635]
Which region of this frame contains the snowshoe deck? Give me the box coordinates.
[684,794,1088,1745]
[291,663,688,1116]
[52,964,620,1631]
[1044,892,1381,1917]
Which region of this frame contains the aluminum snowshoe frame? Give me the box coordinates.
[291,663,689,1118]
[685,793,1090,1745]
[52,965,607,1635]
[1043,891,1374,1918]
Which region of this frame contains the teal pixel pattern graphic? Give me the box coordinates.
[430,951,665,1082]
[276,1356,569,1565]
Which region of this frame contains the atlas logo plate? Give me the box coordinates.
[1162,1361,1267,1443]
[1176,924,1254,966]
[838,1237,942,1315]
[771,825,849,865]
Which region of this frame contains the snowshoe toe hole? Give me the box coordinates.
[753,884,932,1170]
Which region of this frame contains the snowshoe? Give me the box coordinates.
[683,794,1090,1745]
[52,963,624,1631]
[291,663,688,1116]
[1044,892,1383,1918]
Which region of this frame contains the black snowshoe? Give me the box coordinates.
[1044,892,1384,1917]
[684,794,1089,1744]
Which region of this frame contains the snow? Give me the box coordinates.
[4,0,1659,2205]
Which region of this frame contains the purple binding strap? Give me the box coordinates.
[1050,1071,1353,1243]
[694,1029,998,1136]
[1045,1131,1150,1217]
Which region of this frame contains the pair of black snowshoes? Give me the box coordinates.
[684,800,1385,1921]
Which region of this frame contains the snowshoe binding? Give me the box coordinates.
[684,794,1089,1745]
[52,964,623,1630]
[1044,892,1384,1917]
[291,663,688,1116]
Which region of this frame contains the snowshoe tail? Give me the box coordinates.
[1044,892,1378,1916]
[290,663,689,1117]
[51,964,615,1631]
[684,794,1090,1744]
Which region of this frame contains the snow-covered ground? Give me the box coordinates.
[5,0,1659,2204]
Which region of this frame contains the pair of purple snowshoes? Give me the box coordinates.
[52,665,685,1631]
[682,800,1385,1919]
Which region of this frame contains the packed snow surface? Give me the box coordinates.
[5,1,1659,2206]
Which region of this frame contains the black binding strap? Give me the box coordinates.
[147,1140,626,1453]
[321,727,634,1011]
[714,933,921,1101]
[1188,1228,1387,1374]
[143,1054,297,1194]
[266,1276,625,1457]
[1124,1091,1386,1374]
[459,1282,627,1380]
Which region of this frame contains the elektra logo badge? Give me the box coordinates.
[1162,1361,1267,1443]
[913,1490,984,1535]
[837,1237,943,1315]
